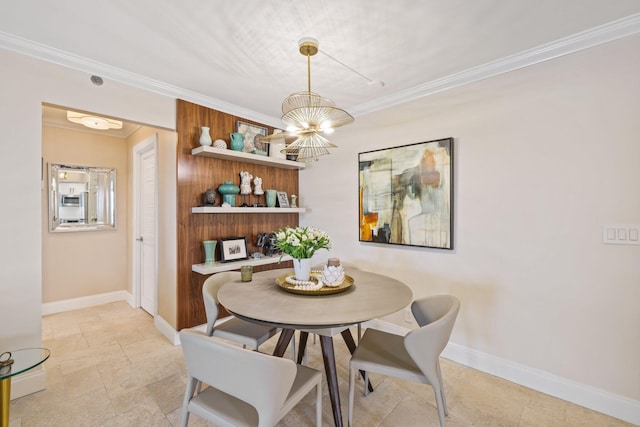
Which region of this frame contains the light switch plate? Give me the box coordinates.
[603,225,640,245]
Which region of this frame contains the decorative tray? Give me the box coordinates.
[276,272,354,296]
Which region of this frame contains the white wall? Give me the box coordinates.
[0,48,175,358]
[301,34,640,412]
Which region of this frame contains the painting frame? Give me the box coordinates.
[236,120,269,154]
[276,191,289,208]
[219,237,249,262]
[358,137,454,250]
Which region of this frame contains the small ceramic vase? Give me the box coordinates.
[218,181,240,206]
[265,189,277,208]
[293,258,312,281]
[199,126,212,146]
[203,240,217,264]
[229,132,245,151]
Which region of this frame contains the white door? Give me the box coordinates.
[134,135,157,315]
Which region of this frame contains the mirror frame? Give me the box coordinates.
[48,163,117,232]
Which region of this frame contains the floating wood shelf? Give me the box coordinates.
[192,206,306,214]
[192,254,293,275]
[192,146,306,170]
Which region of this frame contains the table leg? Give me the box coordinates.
[1,377,10,427]
[297,332,309,364]
[319,335,342,427]
[341,329,374,393]
[273,329,295,357]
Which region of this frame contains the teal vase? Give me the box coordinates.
[229,132,244,151]
[218,181,240,206]
[203,240,217,264]
[265,189,277,208]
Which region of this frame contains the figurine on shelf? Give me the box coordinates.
[239,171,252,207]
[256,232,280,257]
[240,171,253,194]
[290,194,297,208]
[253,176,264,207]
[204,188,216,206]
[253,176,264,195]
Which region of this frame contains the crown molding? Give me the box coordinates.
[0,30,282,128]
[348,13,640,117]
[2,13,639,122]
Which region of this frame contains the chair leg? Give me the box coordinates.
[316,381,322,427]
[348,366,356,427]
[181,377,196,427]
[433,385,447,427]
[291,333,296,361]
[436,360,448,416]
[363,372,370,396]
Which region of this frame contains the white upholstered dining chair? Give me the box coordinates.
[179,330,322,427]
[348,295,460,427]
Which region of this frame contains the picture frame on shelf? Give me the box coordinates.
[219,237,249,262]
[276,191,289,208]
[236,121,268,155]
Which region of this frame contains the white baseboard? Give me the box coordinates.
[11,368,47,400]
[42,290,132,315]
[365,319,640,426]
[154,315,181,346]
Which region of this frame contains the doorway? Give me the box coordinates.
[133,134,158,315]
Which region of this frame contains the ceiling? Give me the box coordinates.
[2,1,640,127]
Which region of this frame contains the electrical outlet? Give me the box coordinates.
[404,307,413,323]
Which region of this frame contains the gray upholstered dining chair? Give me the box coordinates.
[203,272,278,349]
[348,295,460,427]
[179,330,322,427]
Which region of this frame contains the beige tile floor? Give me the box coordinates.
[8,301,633,426]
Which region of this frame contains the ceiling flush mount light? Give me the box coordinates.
[280,37,354,162]
[66,111,123,130]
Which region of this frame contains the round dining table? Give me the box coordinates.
[218,267,412,427]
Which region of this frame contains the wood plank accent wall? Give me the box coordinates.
[176,99,297,329]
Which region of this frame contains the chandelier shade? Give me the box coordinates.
[277,38,354,162]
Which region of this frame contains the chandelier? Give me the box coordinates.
[279,38,354,162]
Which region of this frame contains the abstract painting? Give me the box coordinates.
[359,138,453,249]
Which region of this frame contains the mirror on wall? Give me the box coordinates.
[49,163,116,232]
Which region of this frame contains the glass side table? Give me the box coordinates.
[0,348,50,427]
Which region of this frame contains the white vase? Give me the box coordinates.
[199,126,212,146]
[293,258,312,281]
